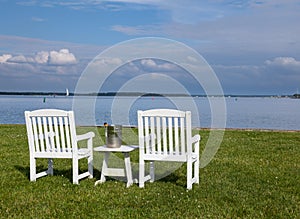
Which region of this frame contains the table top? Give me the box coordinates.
[94,145,139,152]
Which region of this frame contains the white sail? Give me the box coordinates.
[66,88,69,96]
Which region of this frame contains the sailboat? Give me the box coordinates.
[66,88,69,96]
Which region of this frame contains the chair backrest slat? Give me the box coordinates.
[47,116,55,151]
[37,117,45,152]
[31,117,39,152]
[156,117,162,154]
[144,116,150,154]
[168,117,173,154]
[42,117,49,151]
[180,117,185,154]
[174,117,179,155]
[150,116,155,153]
[53,117,60,151]
[58,116,66,151]
[162,117,167,154]
[64,116,71,151]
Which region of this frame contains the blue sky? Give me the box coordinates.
[0,0,300,95]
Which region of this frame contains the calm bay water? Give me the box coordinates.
[1,95,300,130]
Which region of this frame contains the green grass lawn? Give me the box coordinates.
[0,125,299,218]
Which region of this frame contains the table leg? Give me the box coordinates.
[94,149,136,187]
[124,152,133,187]
[94,152,110,186]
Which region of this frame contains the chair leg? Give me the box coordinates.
[88,155,93,179]
[139,160,145,188]
[150,161,155,183]
[47,158,53,175]
[73,158,79,184]
[194,158,200,184]
[187,160,192,190]
[30,156,36,181]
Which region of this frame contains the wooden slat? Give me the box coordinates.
[48,117,55,151]
[174,117,179,155]
[53,117,60,151]
[37,117,45,152]
[162,117,167,155]
[150,116,155,154]
[64,116,71,151]
[42,117,50,151]
[180,117,185,154]
[168,117,173,154]
[32,117,40,152]
[59,116,66,151]
[156,117,161,154]
[144,116,149,154]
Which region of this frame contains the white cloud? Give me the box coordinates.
[1,49,77,66]
[35,51,49,64]
[141,59,156,67]
[265,57,300,67]
[32,17,45,22]
[8,55,35,63]
[48,49,77,65]
[111,25,146,35]
[5,0,300,94]
[0,54,12,63]
[108,1,300,58]
[140,58,178,72]
[91,57,123,66]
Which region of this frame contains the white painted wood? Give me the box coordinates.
[138,109,201,190]
[25,109,94,184]
[94,145,138,187]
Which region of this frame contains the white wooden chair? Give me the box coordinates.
[25,109,94,184]
[138,109,201,190]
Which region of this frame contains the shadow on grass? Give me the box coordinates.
[157,172,188,188]
[14,165,30,180]
[14,165,101,183]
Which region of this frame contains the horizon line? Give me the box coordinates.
[0,91,297,98]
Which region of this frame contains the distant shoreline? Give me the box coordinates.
[1,124,300,132]
[0,91,297,98]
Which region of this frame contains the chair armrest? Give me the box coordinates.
[76,132,95,141]
[191,134,200,154]
[191,134,200,143]
[77,132,95,151]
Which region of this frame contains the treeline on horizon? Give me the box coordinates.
[0,91,189,97]
[0,91,298,98]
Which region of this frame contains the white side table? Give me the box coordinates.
[94,145,138,187]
